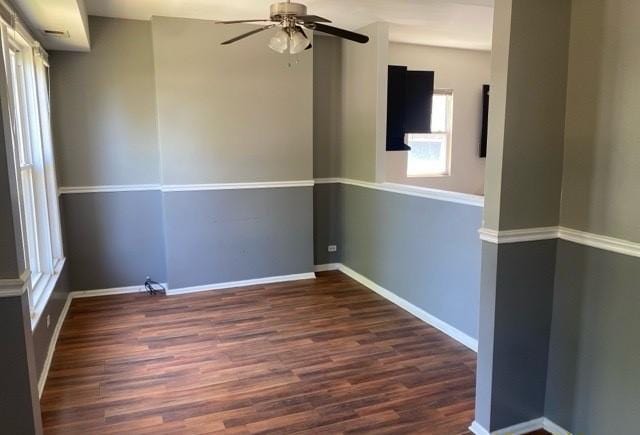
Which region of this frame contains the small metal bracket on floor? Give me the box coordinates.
[144,277,166,295]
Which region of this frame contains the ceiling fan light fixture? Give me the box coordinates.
[289,28,310,54]
[217,1,369,50]
[268,27,289,53]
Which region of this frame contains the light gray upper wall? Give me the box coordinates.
[497,0,571,230]
[151,17,313,185]
[481,0,511,230]
[385,43,491,196]
[50,16,160,187]
[313,36,342,179]
[483,0,571,230]
[560,0,640,243]
[338,23,388,183]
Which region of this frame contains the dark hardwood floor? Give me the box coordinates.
[41,271,477,434]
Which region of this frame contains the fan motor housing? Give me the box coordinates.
[270,2,307,20]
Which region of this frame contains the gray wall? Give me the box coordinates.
[50,16,160,187]
[0,293,42,434]
[543,2,640,433]
[33,266,70,378]
[313,183,342,265]
[477,2,639,432]
[163,188,313,289]
[50,15,316,292]
[474,242,498,427]
[315,183,483,340]
[476,241,558,431]
[313,36,342,179]
[151,17,313,185]
[151,17,315,288]
[313,24,482,343]
[475,0,572,431]
[488,240,557,429]
[50,16,167,292]
[560,0,640,243]
[61,191,166,290]
[0,111,18,278]
[545,241,640,434]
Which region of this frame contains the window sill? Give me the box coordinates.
[31,257,66,330]
[407,173,451,178]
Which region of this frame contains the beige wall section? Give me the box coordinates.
[338,23,389,182]
[385,43,490,195]
[374,24,390,184]
[313,36,342,179]
[499,0,571,229]
[560,0,640,243]
[50,17,160,187]
[482,0,512,230]
[485,0,571,230]
[151,17,312,185]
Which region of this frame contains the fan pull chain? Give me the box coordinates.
[288,55,301,68]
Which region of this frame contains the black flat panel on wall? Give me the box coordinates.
[404,70,434,134]
[386,65,410,151]
[480,84,490,158]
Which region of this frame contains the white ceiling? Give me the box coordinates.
[12,0,90,51]
[85,0,494,51]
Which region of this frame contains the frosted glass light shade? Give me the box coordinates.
[269,28,289,53]
[289,29,310,54]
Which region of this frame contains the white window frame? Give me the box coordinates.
[0,23,64,328]
[406,89,454,178]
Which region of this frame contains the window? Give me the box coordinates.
[406,90,453,177]
[1,24,64,327]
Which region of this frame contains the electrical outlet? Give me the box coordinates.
[328,245,337,253]
[46,314,51,328]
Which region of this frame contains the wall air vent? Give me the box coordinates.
[43,29,70,38]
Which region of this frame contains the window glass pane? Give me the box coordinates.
[430,94,448,133]
[19,167,40,274]
[37,61,63,262]
[406,91,452,177]
[407,133,448,176]
[9,50,30,166]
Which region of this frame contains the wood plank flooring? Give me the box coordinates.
[41,271,477,434]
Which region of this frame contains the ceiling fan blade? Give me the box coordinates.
[296,15,332,23]
[305,23,369,44]
[298,27,313,50]
[221,24,276,45]
[215,19,272,24]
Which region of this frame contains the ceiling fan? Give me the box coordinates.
[215,1,369,54]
